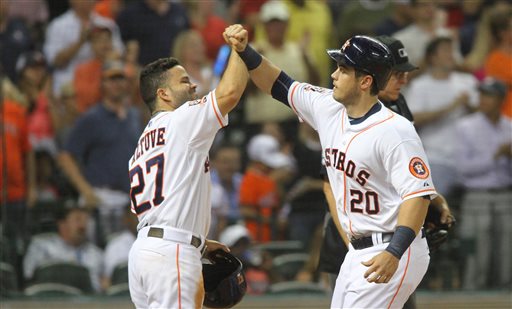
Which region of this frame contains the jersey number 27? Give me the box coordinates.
[129,153,165,215]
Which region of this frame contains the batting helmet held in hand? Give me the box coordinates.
[203,250,247,308]
[327,35,394,91]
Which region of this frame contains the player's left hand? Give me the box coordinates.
[223,24,248,52]
[361,251,399,284]
[204,239,230,254]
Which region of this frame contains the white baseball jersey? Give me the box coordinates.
[288,82,437,237]
[288,81,436,308]
[128,90,228,237]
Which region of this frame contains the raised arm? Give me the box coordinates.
[223,24,283,95]
[214,25,250,117]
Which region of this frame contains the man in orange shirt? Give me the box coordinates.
[0,99,36,257]
[484,8,512,119]
[73,26,116,113]
[239,134,294,243]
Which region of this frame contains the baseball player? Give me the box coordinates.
[320,35,455,309]
[127,26,248,309]
[225,25,437,308]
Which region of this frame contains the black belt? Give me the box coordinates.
[350,228,426,250]
[147,227,203,249]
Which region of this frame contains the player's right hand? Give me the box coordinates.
[361,251,399,284]
[223,24,248,53]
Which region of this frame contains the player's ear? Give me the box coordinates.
[156,88,172,102]
[360,75,373,92]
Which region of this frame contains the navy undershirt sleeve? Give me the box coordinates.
[270,71,295,107]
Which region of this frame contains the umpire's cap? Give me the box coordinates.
[203,250,247,308]
[327,35,394,91]
[376,35,418,72]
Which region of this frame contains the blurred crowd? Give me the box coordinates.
[0,0,511,298]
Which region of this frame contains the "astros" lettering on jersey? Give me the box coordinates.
[324,148,371,186]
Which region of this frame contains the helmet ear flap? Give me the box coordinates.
[202,250,247,308]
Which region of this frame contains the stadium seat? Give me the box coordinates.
[268,281,328,295]
[253,240,304,257]
[106,283,130,297]
[111,262,129,285]
[31,262,94,294]
[0,262,18,296]
[24,282,83,297]
[271,253,310,281]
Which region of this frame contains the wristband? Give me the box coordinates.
[385,226,416,259]
[237,45,262,70]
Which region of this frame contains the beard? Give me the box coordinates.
[173,88,198,108]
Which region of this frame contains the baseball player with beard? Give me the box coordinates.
[225,24,436,309]
[127,26,248,308]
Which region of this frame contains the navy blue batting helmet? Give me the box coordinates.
[203,250,247,308]
[327,35,394,91]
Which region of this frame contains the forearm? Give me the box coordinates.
[53,40,86,68]
[57,152,93,195]
[215,49,249,116]
[396,197,430,234]
[323,180,348,246]
[249,56,282,95]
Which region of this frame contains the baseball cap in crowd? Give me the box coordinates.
[15,51,47,75]
[260,0,289,22]
[102,59,125,79]
[247,134,294,169]
[219,225,251,248]
[376,35,418,72]
[478,78,507,98]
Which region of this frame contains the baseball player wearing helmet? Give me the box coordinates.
[127,26,249,309]
[319,35,456,309]
[226,24,437,308]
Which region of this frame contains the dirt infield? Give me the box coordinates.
[1,291,510,309]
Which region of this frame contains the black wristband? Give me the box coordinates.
[385,226,416,259]
[237,45,262,70]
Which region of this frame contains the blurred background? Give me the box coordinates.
[0,0,511,308]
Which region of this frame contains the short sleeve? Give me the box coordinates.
[174,90,228,151]
[385,140,437,201]
[287,82,335,130]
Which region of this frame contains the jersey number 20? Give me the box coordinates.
[350,189,380,214]
[129,153,165,215]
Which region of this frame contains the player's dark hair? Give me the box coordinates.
[424,37,452,65]
[354,69,379,96]
[139,57,181,112]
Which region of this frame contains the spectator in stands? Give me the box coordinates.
[102,207,137,289]
[374,0,414,36]
[336,0,393,41]
[52,83,80,149]
[43,0,123,96]
[73,26,116,114]
[209,143,243,239]
[285,123,325,250]
[282,0,332,86]
[0,98,36,265]
[58,60,142,246]
[94,0,122,21]
[15,51,55,154]
[484,6,512,119]
[239,134,295,243]
[116,0,189,65]
[393,0,461,70]
[23,205,104,292]
[185,0,229,62]
[455,78,512,290]
[0,0,33,82]
[245,0,319,129]
[172,30,215,98]
[405,37,479,196]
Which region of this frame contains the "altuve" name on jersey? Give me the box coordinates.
[131,128,166,164]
